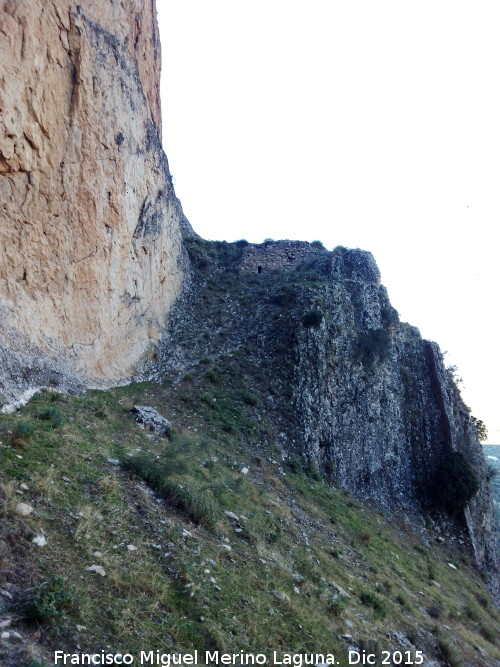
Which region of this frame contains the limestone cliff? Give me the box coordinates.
[0,0,189,402]
[0,0,497,603]
[152,238,499,598]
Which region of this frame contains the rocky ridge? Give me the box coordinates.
[151,238,499,598]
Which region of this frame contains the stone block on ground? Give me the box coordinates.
[132,405,171,436]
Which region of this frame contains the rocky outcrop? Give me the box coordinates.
[291,248,498,592]
[0,0,189,402]
[132,404,171,436]
[153,238,499,598]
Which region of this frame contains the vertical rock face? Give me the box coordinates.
[292,249,498,589]
[156,239,499,597]
[0,0,188,400]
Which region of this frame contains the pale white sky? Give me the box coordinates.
[157,1,500,443]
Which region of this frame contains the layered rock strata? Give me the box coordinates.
[0,0,188,401]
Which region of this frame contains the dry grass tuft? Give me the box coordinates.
[75,504,103,540]
[34,465,59,501]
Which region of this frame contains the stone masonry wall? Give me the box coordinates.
[238,240,327,274]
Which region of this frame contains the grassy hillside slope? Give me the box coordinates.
[0,375,499,666]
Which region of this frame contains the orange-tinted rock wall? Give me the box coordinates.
[0,0,187,397]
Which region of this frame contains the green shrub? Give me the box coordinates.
[269,286,296,308]
[287,456,304,474]
[298,270,325,282]
[268,526,283,543]
[353,329,390,367]
[12,420,35,446]
[471,416,487,442]
[235,239,249,247]
[240,390,258,406]
[205,368,221,384]
[324,460,335,476]
[381,305,399,327]
[329,594,349,616]
[38,407,63,428]
[162,480,218,528]
[310,240,326,250]
[332,245,348,256]
[427,606,441,619]
[25,577,74,627]
[303,311,323,328]
[436,636,463,667]
[304,462,322,481]
[359,589,387,618]
[464,601,482,623]
[480,625,497,644]
[475,593,490,609]
[486,465,497,482]
[427,451,479,515]
[396,593,409,608]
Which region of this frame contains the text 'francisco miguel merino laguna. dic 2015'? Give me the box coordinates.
[54,649,426,665]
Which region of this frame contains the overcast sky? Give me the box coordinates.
[157,1,500,443]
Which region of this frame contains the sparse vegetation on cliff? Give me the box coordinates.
[353,329,391,367]
[471,416,488,443]
[303,310,324,327]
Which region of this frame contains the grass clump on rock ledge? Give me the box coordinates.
[359,589,387,619]
[353,328,391,367]
[303,310,324,328]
